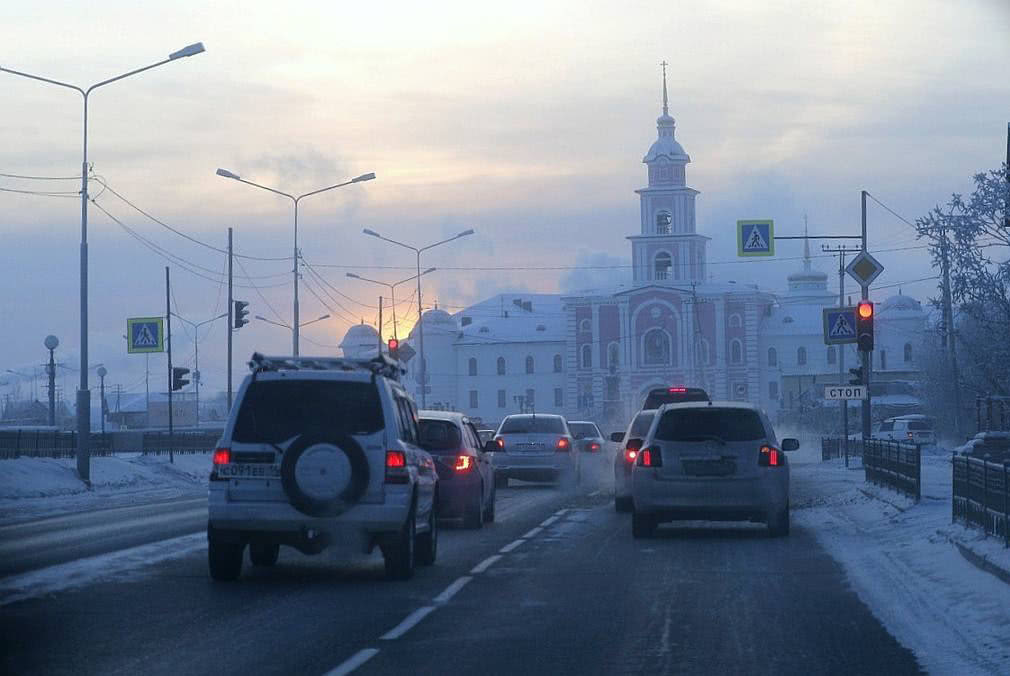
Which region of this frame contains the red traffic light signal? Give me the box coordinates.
[857,301,873,319]
[856,301,874,352]
[387,338,399,358]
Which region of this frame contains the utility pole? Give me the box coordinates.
[378,296,384,354]
[165,266,174,464]
[227,227,233,412]
[860,191,873,439]
[940,224,962,438]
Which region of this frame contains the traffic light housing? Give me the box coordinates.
[234,300,249,329]
[172,367,190,391]
[856,301,874,352]
[849,366,864,385]
[387,338,399,360]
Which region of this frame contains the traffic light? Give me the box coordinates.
[849,366,864,385]
[172,367,190,391]
[856,301,874,352]
[233,300,249,329]
[387,338,399,360]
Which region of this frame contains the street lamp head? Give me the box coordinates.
[44,335,59,350]
[169,42,206,60]
[422,267,437,275]
[363,228,381,238]
[317,314,331,321]
[97,366,107,378]
[216,168,241,180]
[346,272,360,279]
[352,172,376,183]
[457,229,475,238]
[254,315,267,321]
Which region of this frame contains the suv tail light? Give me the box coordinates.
[454,455,474,472]
[385,450,409,484]
[495,438,505,450]
[637,446,662,467]
[623,448,639,463]
[555,438,570,452]
[588,442,601,452]
[212,448,231,465]
[759,445,782,467]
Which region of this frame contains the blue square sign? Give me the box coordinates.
[737,220,774,257]
[822,307,858,345]
[127,316,165,353]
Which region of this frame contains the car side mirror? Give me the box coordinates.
[781,438,800,451]
[626,438,643,451]
[610,432,624,443]
[483,440,498,453]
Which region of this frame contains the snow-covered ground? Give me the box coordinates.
[0,452,211,523]
[791,441,1010,675]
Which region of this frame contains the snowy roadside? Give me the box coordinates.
[0,453,211,524]
[791,448,1010,675]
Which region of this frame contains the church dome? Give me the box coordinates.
[339,322,380,359]
[787,268,828,283]
[882,294,922,313]
[421,308,454,326]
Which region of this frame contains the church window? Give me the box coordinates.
[497,356,506,375]
[656,211,672,234]
[904,343,913,363]
[797,347,807,366]
[469,390,478,409]
[643,329,671,366]
[498,390,506,408]
[729,313,742,328]
[581,344,592,369]
[769,381,779,399]
[767,347,777,366]
[730,339,743,365]
[607,342,620,370]
[827,346,836,365]
[654,253,672,280]
[525,355,535,374]
[553,354,563,373]
[468,357,477,376]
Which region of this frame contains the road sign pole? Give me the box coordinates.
[839,252,849,465]
[227,227,233,412]
[165,266,174,464]
[860,191,872,440]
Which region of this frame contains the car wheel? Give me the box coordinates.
[484,485,497,523]
[631,510,655,539]
[383,503,416,580]
[615,495,633,513]
[417,502,438,566]
[208,537,244,581]
[249,542,279,567]
[767,502,790,538]
[463,485,485,529]
[495,473,508,490]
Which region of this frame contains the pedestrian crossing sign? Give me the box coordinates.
[737,220,775,257]
[127,317,165,354]
[822,307,858,345]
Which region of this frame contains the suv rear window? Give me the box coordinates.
[655,408,766,443]
[499,416,566,434]
[569,423,600,439]
[418,419,462,453]
[233,380,384,443]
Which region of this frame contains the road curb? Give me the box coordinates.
[946,536,1010,587]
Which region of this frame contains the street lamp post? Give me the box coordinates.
[2,42,206,482]
[96,366,107,435]
[361,228,475,407]
[346,268,436,342]
[172,312,227,424]
[44,335,59,426]
[216,169,375,357]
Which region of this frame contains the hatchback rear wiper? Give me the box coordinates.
[677,434,727,445]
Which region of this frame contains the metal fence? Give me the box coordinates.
[863,438,921,501]
[821,437,864,461]
[952,454,1010,546]
[141,431,221,456]
[0,429,220,459]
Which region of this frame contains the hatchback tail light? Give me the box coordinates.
[385,450,409,483]
[623,448,638,463]
[212,448,231,465]
[454,455,474,472]
[555,438,570,452]
[758,445,782,467]
[588,442,601,452]
[637,446,662,467]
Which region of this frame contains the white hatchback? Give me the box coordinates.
[630,401,799,538]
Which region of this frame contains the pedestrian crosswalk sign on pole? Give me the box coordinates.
[127,317,165,353]
[737,220,775,257]
[822,307,858,345]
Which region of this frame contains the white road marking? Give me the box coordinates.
[589,490,602,497]
[323,648,380,676]
[540,516,559,527]
[499,538,526,553]
[523,526,543,539]
[554,508,568,516]
[470,554,502,574]
[434,576,472,604]
[380,606,436,640]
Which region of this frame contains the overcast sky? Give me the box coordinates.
[2,0,1008,399]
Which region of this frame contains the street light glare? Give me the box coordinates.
[169,42,206,60]
[216,168,240,180]
[363,228,380,238]
[352,172,376,183]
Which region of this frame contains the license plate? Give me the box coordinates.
[681,459,736,477]
[218,463,281,479]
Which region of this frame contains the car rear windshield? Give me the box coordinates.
[643,387,709,409]
[232,380,384,443]
[418,419,462,453]
[629,411,656,438]
[499,416,566,434]
[655,408,766,443]
[569,423,600,439]
[907,421,933,430]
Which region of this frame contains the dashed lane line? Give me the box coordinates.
[499,538,526,553]
[470,555,502,574]
[539,516,559,527]
[324,648,380,676]
[523,526,543,539]
[434,576,473,604]
[380,605,437,640]
[554,508,568,516]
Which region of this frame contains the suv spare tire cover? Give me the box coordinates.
[280,434,370,517]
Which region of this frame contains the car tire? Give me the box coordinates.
[417,502,438,566]
[615,495,633,513]
[463,485,485,529]
[767,502,790,537]
[495,473,508,490]
[631,510,655,539]
[249,542,279,567]
[208,537,244,581]
[484,486,496,523]
[383,504,417,580]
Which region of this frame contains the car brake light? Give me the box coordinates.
[589,442,601,452]
[668,387,687,393]
[495,438,504,450]
[212,448,231,465]
[759,445,781,467]
[385,450,408,483]
[454,455,474,472]
[624,448,638,463]
[556,438,570,452]
[386,450,406,468]
[638,446,662,467]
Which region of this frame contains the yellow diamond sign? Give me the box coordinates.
[845,251,884,287]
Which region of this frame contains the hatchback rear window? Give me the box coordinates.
[499,416,566,434]
[418,419,462,453]
[233,380,384,443]
[629,411,655,438]
[569,423,600,439]
[655,408,766,443]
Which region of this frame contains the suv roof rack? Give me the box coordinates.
[248,352,406,381]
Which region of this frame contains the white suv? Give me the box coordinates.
[207,353,438,581]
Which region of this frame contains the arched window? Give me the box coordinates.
[729,314,742,328]
[553,354,563,373]
[730,339,743,365]
[904,343,912,363]
[654,252,672,280]
[468,357,477,376]
[497,356,506,375]
[580,344,592,369]
[607,342,620,370]
[767,347,777,367]
[827,346,836,365]
[578,318,591,333]
[797,347,807,366]
[656,211,672,234]
[525,355,535,374]
[643,329,671,366]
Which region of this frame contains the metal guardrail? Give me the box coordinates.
[952,454,1010,547]
[863,438,921,501]
[0,429,221,459]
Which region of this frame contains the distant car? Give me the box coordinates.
[872,415,936,446]
[487,414,578,489]
[642,386,710,410]
[568,420,606,454]
[630,401,799,538]
[477,429,496,446]
[610,410,656,512]
[418,411,496,528]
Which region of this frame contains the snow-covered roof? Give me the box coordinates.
[455,293,564,344]
[761,301,829,336]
